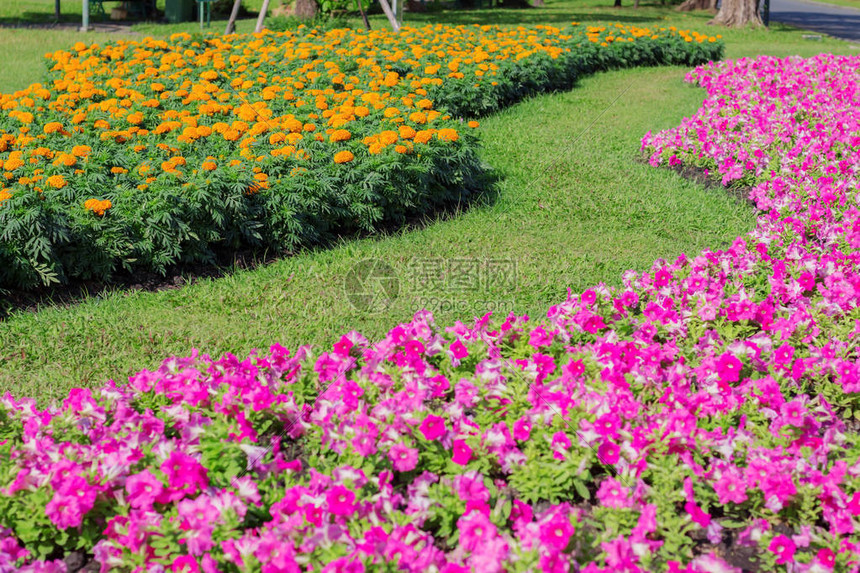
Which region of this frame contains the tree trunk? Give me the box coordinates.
[254,0,271,32]
[378,0,400,31]
[54,0,61,20]
[613,0,621,6]
[358,0,372,29]
[677,0,716,10]
[709,0,762,26]
[293,0,318,19]
[633,0,639,7]
[224,0,242,34]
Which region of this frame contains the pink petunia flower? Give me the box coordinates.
[597,440,620,465]
[513,417,532,441]
[551,431,570,461]
[419,415,447,441]
[539,512,574,551]
[172,555,200,573]
[388,443,419,472]
[458,511,496,552]
[768,535,796,565]
[160,451,209,501]
[596,478,632,509]
[450,339,468,359]
[713,468,747,505]
[685,501,711,528]
[125,470,164,510]
[817,547,836,569]
[715,353,743,383]
[452,439,473,466]
[326,485,357,516]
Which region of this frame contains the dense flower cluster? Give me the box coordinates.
[5,53,860,571]
[0,23,721,289]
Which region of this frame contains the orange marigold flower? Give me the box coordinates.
[378,130,398,146]
[437,128,459,142]
[46,175,67,189]
[468,121,480,128]
[334,150,354,164]
[330,129,351,142]
[409,112,427,124]
[44,122,64,134]
[72,145,91,158]
[84,198,112,216]
[0,189,11,203]
[414,130,433,144]
[202,161,217,171]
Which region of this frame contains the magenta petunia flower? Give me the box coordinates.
[419,414,447,441]
[596,478,632,509]
[160,451,209,498]
[528,326,553,348]
[388,442,419,472]
[601,535,638,569]
[326,485,357,516]
[594,412,620,438]
[539,512,574,551]
[768,534,796,565]
[597,440,620,465]
[715,352,743,383]
[171,555,200,573]
[45,494,84,530]
[685,501,711,528]
[125,470,164,510]
[458,511,496,552]
[713,468,747,505]
[512,417,532,441]
[450,339,468,359]
[452,439,473,466]
[817,547,836,569]
[580,289,597,306]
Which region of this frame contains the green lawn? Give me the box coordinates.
[0,0,856,402]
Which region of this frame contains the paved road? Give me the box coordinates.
[770,0,860,42]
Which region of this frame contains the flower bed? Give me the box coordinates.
[0,24,721,289]
[4,52,860,572]
[20,47,860,573]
